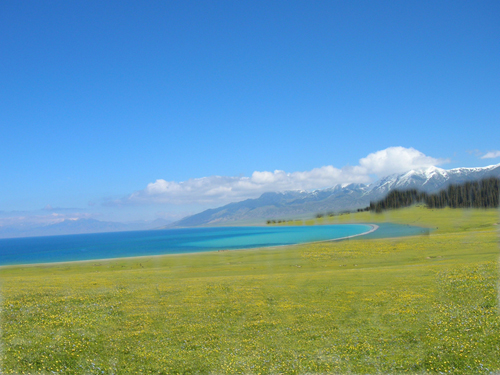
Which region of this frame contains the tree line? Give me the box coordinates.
[368,177,499,213]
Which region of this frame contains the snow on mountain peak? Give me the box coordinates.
[421,165,447,179]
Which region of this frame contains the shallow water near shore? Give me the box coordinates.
[0,223,427,266]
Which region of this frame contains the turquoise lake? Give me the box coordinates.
[0,223,428,266]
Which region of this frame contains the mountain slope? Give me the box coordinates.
[171,163,500,227]
[367,164,500,195]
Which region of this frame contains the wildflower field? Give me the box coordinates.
[1,207,499,374]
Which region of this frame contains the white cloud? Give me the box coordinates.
[481,150,500,159]
[115,146,448,206]
[358,147,447,176]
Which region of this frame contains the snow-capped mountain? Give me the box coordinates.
[170,163,500,227]
[367,166,449,195]
[367,164,500,197]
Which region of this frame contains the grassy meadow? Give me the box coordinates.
[1,207,499,374]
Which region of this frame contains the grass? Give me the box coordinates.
[0,206,499,374]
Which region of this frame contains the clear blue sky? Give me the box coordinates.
[1,0,499,223]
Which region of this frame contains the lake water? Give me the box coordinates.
[0,223,428,266]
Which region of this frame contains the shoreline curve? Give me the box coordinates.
[0,223,379,268]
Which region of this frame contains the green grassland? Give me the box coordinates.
[1,207,499,374]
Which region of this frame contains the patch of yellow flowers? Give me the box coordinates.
[1,207,499,374]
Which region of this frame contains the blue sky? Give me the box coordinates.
[1,1,499,225]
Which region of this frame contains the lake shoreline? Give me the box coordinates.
[0,223,381,268]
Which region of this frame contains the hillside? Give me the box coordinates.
[170,163,500,227]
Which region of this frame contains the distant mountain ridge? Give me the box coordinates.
[0,218,171,239]
[368,164,500,195]
[171,163,500,227]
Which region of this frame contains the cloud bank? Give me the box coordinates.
[481,150,500,159]
[113,147,447,206]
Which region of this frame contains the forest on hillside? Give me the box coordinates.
[367,177,499,213]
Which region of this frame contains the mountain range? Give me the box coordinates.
[3,163,499,238]
[0,218,171,239]
[170,163,500,227]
